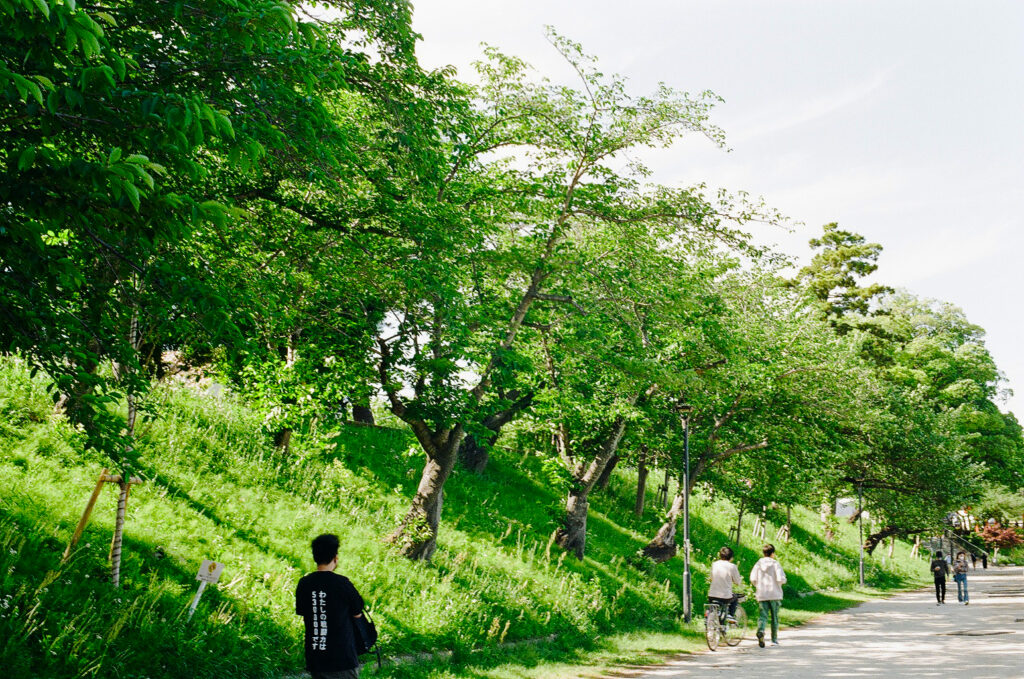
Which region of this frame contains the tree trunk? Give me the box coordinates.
[387,428,464,561]
[734,500,745,549]
[557,489,589,559]
[458,391,535,473]
[110,479,130,587]
[595,454,620,490]
[634,445,648,516]
[642,492,684,562]
[821,498,836,541]
[555,415,630,559]
[111,305,142,588]
[865,525,901,555]
[273,427,292,455]
[458,433,491,474]
[351,402,375,425]
[138,339,165,379]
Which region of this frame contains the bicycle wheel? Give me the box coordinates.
[725,606,747,646]
[704,608,720,651]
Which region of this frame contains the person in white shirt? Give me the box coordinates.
[707,546,743,622]
[749,543,787,647]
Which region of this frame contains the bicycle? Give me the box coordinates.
[703,594,748,651]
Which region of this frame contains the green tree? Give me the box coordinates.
[641,272,859,560]
[374,32,771,560]
[1,0,427,583]
[878,294,1024,488]
[792,222,891,335]
[1,0,429,441]
[529,239,725,557]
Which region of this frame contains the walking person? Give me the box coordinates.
[707,546,743,622]
[930,550,949,605]
[296,534,367,679]
[750,543,787,648]
[953,550,970,605]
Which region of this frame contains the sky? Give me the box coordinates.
[408,0,1024,416]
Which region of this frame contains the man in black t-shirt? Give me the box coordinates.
[295,534,366,679]
[930,550,949,606]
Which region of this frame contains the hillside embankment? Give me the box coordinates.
[0,359,928,678]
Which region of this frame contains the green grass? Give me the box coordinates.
[0,357,928,678]
[998,545,1024,565]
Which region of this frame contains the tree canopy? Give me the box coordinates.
[3,1,1020,569]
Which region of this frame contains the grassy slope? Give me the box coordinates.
[0,358,928,678]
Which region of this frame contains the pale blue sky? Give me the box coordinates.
[411,0,1024,416]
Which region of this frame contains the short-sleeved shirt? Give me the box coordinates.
[295,571,365,673]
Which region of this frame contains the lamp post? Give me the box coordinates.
[676,401,694,623]
[857,481,864,587]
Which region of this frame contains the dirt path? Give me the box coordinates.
[626,566,1024,679]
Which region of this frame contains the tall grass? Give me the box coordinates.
[0,357,927,678]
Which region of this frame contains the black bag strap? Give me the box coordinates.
[361,607,382,670]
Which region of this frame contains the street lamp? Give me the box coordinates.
[676,401,694,623]
[857,481,864,587]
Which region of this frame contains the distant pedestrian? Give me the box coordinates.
[296,534,366,679]
[953,551,970,605]
[981,552,988,569]
[750,543,787,647]
[708,546,743,622]
[969,551,977,569]
[930,550,949,605]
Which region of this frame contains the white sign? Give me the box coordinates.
[835,498,857,518]
[196,559,225,584]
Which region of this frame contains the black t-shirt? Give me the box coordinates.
[930,558,948,580]
[295,571,365,672]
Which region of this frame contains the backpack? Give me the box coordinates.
[353,609,382,669]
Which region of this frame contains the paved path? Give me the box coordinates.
[628,567,1024,679]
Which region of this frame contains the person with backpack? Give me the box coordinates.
[296,534,367,679]
[750,543,787,647]
[930,550,949,605]
[953,550,970,605]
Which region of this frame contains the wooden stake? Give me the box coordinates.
[732,500,745,548]
[63,468,109,562]
[63,470,143,565]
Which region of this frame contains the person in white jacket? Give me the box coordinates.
[749,543,787,647]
